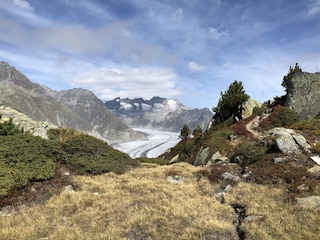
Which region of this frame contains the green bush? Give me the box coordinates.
[259,106,298,130]
[0,134,61,196]
[233,141,266,165]
[48,128,140,175]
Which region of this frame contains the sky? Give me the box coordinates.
[0,0,320,110]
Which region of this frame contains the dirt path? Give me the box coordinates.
[246,116,262,138]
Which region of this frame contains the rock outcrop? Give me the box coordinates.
[285,72,320,119]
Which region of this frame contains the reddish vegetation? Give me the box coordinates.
[233,115,255,138]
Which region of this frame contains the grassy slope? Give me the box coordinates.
[1,163,319,239]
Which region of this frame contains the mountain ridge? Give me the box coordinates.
[105,96,213,132]
[0,61,144,143]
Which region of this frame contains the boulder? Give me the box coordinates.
[241,98,262,119]
[193,147,209,166]
[265,128,310,154]
[292,133,311,152]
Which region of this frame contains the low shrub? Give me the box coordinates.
[233,141,266,165]
[48,128,140,175]
[0,134,62,196]
[259,106,298,130]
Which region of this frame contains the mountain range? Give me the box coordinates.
[105,97,213,132]
[0,61,144,143]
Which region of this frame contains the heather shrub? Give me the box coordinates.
[233,141,266,164]
[259,106,298,130]
[48,128,140,175]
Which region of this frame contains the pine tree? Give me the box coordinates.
[282,63,302,90]
[213,80,249,123]
[180,124,190,140]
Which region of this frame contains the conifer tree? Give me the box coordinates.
[282,63,302,90]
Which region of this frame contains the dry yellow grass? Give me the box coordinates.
[1,163,319,239]
[0,163,237,240]
[226,182,320,240]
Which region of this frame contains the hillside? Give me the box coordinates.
[0,61,144,143]
[105,97,213,132]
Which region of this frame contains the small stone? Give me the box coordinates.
[310,156,320,165]
[273,157,286,164]
[64,185,75,193]
[221,172,240,182]
[297,184,309,191]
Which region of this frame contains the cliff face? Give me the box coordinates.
[0,61,144,143]
[285,72,320,119]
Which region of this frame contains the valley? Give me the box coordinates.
[112,128,181,158]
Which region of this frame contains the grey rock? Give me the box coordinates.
[194,147,210,166]
[64,185,75,193]
[273,157,287,164]
[167,175,184,184]
[292,133,311,152]
[221,172,240,182]
[211,151,222,161]
[310,155,320,165]
[214,192,225,203]
[285,72,320,119]
[265,128,305,154]
[169,154,180,164]
[241,98,262,119]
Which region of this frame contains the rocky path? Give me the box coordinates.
[245,115,262,138]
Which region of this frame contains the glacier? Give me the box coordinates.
[112,128,181,158]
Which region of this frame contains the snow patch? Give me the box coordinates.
[141,103,152,111]
[120,102,133,110]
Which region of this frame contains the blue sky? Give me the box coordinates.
[0,0,320,110]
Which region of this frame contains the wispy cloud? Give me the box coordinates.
[188,61,205,72]
[207,27,229,39]
[308,0,320,16]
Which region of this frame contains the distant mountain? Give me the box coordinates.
[105,97,213,132]
[0,61,144,143]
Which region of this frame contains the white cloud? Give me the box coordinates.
[208,27,229,39]
[72,66,181,101]
[188,61,205,72]
[11,0,33,11]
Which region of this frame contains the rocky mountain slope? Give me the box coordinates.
[0,61,144,143]
[105,97,213,132]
